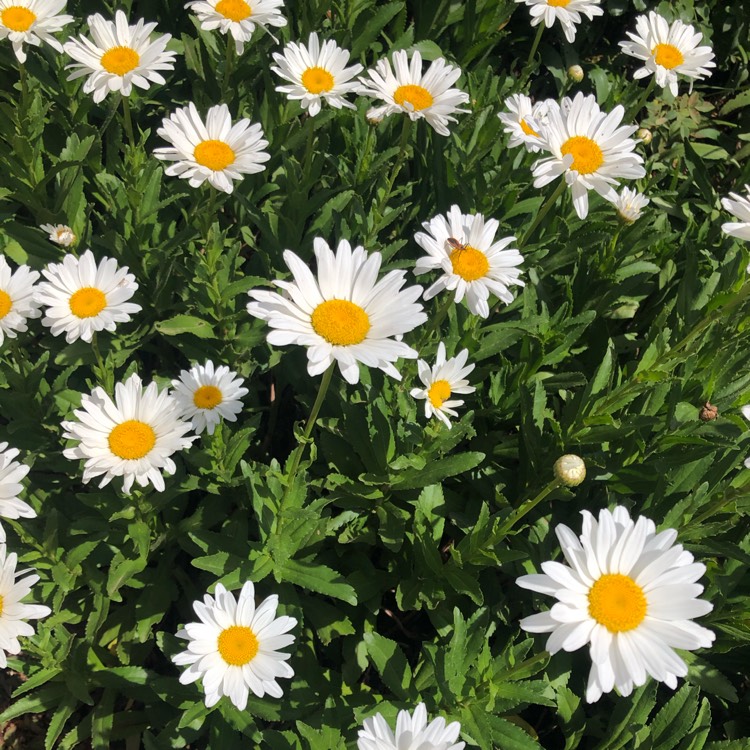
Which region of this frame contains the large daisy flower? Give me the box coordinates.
[619,12,715,97]
[0,443,35,544]
[532,92,646,220]
[357,703,465,750]
[517,506,715,703]
[154,102,270,194]
[0,256,41,347]
[498,93,547,153]
[414,205,524,318]
[0,0,72,63]
[62,373,196,494]
[247,238,427,384]
[514,0,604,44]
[271,32,363,117]
[358,50,470,136]
[722,185,750,246]
[610,186,649,224]
[173,580,296,709]
[64,11,176,104]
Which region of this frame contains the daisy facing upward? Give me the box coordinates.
[514,0,603,44]
[0,0,73,63]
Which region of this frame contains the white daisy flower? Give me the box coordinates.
[410,342,475,429]
[171,360,249,436]
[0,543,51,668]
[498,93,547,153]
[357,703,465,750]
[514,0,604,44]
[35,249,141,344]
[0,0,72,63]
[271,32,363,117]
[185,0,287,55]
[64,10,176,104]
[358,49,470,137]
[619,12,716,97]
[0,256,41,347]
[173,580,296,709]
[722,185,750,246]
[517,505,715,703]
[610,186,649,224]
[532,92,646,220]
[742,406,750,467]
[61,373,196,494]
[414,204,525,318]
[247,238,427,385]
[40,223,76,247]
[0,443,35,544]
[154,102,270,194]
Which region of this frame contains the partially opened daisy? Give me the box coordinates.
[62,373,195,494]
[0,443,36,544]
[0,256,41,347]
[498,93,547,153]
[154,102,270,194]
[619,12,715,97]
[514,0,603,44]
[357,703,465,750]
[35,249,141,344]
[532,92,645,219]
[517,506,715,703]
[411,342,475,429]
[0,0,73,63]
[722,185,750,245]
[610,186,649,224]
[247,238,427,384]
[40,223,76,247]
[186,0,287,55]
[271,32,363,117]
[414,204,524,318]
[359,49,470,136]
[173,580,296,709]
[64,10,176,104]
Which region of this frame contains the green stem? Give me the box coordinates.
[520,23,544,87]
[121,95,136,147]
[520,180,566,247]
[19,61,27,103]
[418,293,454,348]
[302,115,315,182]
[222,34,235,97]
[91,333,113,392]
[627,76,656,123]
[497,478,562,535]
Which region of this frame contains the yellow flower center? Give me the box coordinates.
[301,66,335,94]
[193,384,223,409]
[393,84,434,112]
[311,299,371,346]
[652,43,685,70]
[215,0,252,21]
[547,0,571,6]
[108,420,156,460]
[520,118,539,137]
[0,290,12,320]
[218,625,259,666]
[560,135,604,175]
[194,140,236,171]
[450,245,489,281]
[1,6,36,31]
[100,46,140,76]
[0,594,3,616]
[428,379,452,409]
[69,287,107,319]
[587,573,647,633]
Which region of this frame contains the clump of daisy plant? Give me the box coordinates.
[0,0,73,64]
[0,255,41,347]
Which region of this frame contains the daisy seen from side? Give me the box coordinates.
[0,0,72,63]
[0,443,36,544]
[498,93,547,153]
[722,185,750,244]
[0,256,41,347]
[40,223,76,247]
[514,0,603,44]
[357,703,465,750]
[610,186,649,224]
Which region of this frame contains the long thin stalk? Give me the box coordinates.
[627,77,656,123]
[519,23,544,87]
[520,180,566,247]
[497,478,562,536]
[121,95,136,147]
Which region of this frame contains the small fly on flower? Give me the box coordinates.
[446,236,468,258]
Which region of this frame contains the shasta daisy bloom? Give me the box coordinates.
[722,185,750,244]
[35,249,141,344]
[171,360,249,436]
[247,238,427,385]
[0,256,41,347]
[40,223,76,247]
[64,10,176,104]
[517,506,715,703]
[619,12,715,97]
[0,444,35,544]
[62,373,195,494]
[271,33,363,117]
[173,580,296,709]
[154,102,270,194]
[514,0,603,44]
[532,92,646,220]
[358,49,470,136]
[610,186,649,224]
[414,204,524,318]
[357,703,465,750]
[185,0,287,55]
[410,342,475,429]
[0,0,72,63]
[498,93,547,153]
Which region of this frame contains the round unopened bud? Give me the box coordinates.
[554,454,586,487]
[567,64,584,82]
[698,402,718,422]
[636,128,652,145]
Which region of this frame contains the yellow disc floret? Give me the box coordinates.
[69,287,107,319]
[0,290,12,320]
[560,135,604,175]
[1,7,36,32]
[520,118,539,137]
[311,299,371,346]
[653,43,685,69]
[218,625,259,666]
[547,0,571,6]
[301,66,335,94]
[394,84,434,112]
[588,573,647,633]
[193,385,223,409]
[108,420,156,460]
[428,380,452,409]
[194,140,236,171]
[100,46,140,75]
[450,245,489,281]
[215,0,252,21]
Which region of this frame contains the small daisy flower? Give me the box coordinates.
[532,92,646,220]
[62,373,196,494]
[35,249,141,344]
[186,0,287,55]
[410,342,475,429]
[171,361,249,436]
[498,93,547,153]
[358,49,470,136]
[154,102,270,194]
[514,0,604,44]
[0,443,35,544]
[0,0,73,63]
[247,238,427,385]
[722,185,750,246]
[414,204,524,318]
[619,12,715,97]
[0,256,41,347]
[357,703,465,750]
[610,186,649,224]
[271,32,363,117]
[40,223,76,247]
[173,580,296,709]
[517,505,715,703]
[64,10,176,104]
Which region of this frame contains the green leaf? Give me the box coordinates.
[274,558,357,605]
[391,451,485,489]
[155,314,215,339]
[362,632,413,700]
[650,684,699,750]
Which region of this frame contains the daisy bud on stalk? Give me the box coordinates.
[568,64,584,82]
[553,454,586,486]
[636,128,652,145]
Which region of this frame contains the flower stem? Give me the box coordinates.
[627,76,656,123]
[222,35,235,98]
[91,333,113,393]
[121,95,136,147]
[520,23,544,87]
[418,293,454,349]
[497,478,562,536]
[520,179,566,247]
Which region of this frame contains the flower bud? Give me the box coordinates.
[636,128,652,145]
[567,65,584,82]
[554,454,586,487]
[698,402,718,422]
